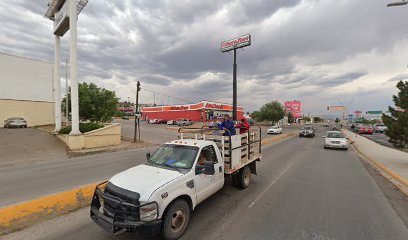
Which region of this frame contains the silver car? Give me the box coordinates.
[323,131,348,150]
[4,117,27,128]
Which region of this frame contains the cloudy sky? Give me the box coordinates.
[1,0,408,115]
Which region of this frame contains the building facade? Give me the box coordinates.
[142,101,244,122]
[0,53,54,127]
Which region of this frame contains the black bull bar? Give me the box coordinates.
[90,182,159,234]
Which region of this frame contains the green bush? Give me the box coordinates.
[58,122,104,134]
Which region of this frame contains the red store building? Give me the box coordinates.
[141,101,244,122]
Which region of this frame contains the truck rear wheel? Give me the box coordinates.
[161,199,190,240]
[232,173,240,188]
[237,166,251,189]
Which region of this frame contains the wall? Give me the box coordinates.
[0,53,54,102]
[0,53,54,127]
[57,124,121,150]
[0,99,54,127]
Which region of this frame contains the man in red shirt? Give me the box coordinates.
[236,118,250,134]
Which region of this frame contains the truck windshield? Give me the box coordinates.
[148,144,199,169]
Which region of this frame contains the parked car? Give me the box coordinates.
[148,119,158,124]
[299,126,315,137]
[359,125,374,134]
[267,126,282,134]
[322,123,330,127]
[323,131,348,150]
[374,124,387,133]
[157,119,167,124]
[121,116,129,120]
[167,120,176,125]
[176,118,193,126]
[4,117,27,128]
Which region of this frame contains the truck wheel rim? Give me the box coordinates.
[171,209,186,232]
[244,170,250,186]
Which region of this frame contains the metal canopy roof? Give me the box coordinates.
[44,0,89,20]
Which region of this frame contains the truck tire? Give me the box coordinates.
[161,199,190,240]
[237,166,251,189]
[232,173,240,188]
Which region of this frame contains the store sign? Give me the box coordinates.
[284,101,302,118]
[221,34,251,52]
[206,103,223,109]
[54,1,70,37]
[366,111,382,114]
[168,106,189,111]
[327,106,345,112]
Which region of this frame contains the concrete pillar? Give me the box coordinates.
[69,0,81,135]
[54,24,62,132]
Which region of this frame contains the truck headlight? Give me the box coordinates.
[140,202,158,221]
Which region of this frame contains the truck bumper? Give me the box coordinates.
[90,183,160,234]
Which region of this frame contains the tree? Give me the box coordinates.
[62,82,119,123]
[303,116,311,122]
[382,80,408,148]
[250,111,262,122]
[257,101,285,124]
[313,116,321,123]
[287,112,294,123]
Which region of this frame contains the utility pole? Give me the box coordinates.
[65,58,69,125]
[134,81,141,142]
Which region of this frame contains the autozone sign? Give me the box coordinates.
[221,34,251,52]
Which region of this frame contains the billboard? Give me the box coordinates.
[221,34,251,52]
[327,106,345,112]
[284,101,302,118]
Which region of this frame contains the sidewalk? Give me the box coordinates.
[343,129,408,193]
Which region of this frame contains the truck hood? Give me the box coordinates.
[109,164,183,200]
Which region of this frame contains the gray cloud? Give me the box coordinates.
[0,0,406,113]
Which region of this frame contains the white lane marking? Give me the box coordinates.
[248,163,293,208]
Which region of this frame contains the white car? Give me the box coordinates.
[148,119,157,124]
[267,126,282,134]
[323,131,348,150]
[374,124,387,133]
[166,120,175,125]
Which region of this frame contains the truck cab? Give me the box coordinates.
[91,127,261,240]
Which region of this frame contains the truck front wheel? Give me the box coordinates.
[161,199,190,240]
[237,166,251,189]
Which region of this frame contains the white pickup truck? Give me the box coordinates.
[90,126,262,240]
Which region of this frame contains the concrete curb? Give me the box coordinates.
[0,132,297,236]
[0,182,105,236]
[351,143,408,196]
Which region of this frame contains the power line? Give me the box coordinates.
[141,87,193,105]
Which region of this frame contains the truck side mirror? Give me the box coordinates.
[204,161,215,175]
[146,153,151,160]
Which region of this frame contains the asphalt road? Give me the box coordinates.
[0,124,297,207]
[4,127,408,240]
[116,119,300,144]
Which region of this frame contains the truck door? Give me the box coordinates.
[195,144,224,204]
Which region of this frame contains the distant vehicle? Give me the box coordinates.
[287,123,291,126]
[4,117,27,128]
[323,123,330,127]
[176,118,193,126]
[267,126,282,134]
[359,125,374,134]
[354,124,362,132]
[299,126,315,137]
[323,131,348,150]
[374,124,387,133]
[148,119,158,124]
[121,116,129,120]
[167,120,176,125]
[157,119,167,124]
